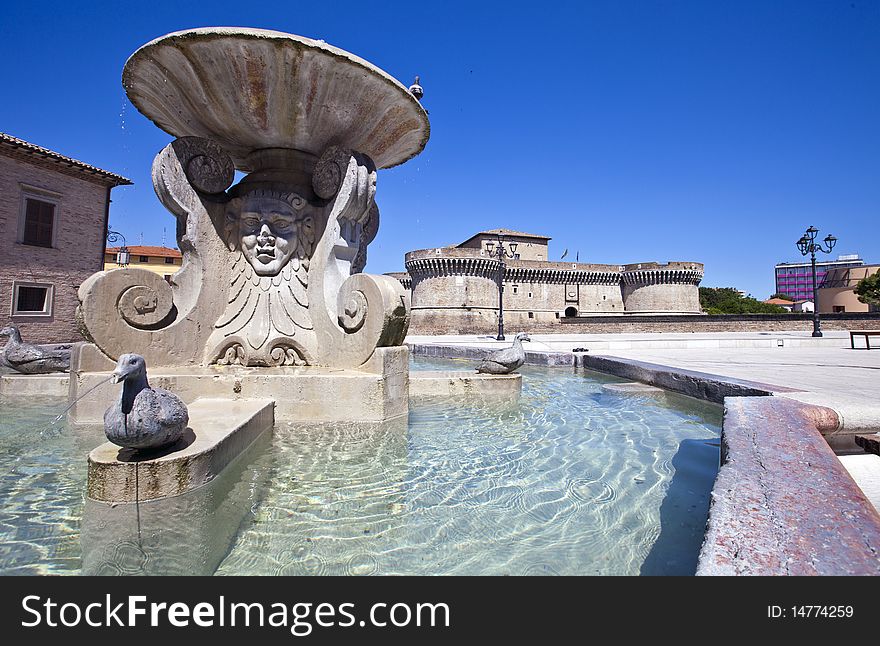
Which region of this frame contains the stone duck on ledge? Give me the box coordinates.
[0,324,71,374]
[476,333,531,374]
[104,353,188,451]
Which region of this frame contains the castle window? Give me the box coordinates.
[165,256,175,264]
[565,306,578,317]
[512,285,518,294]
[139,255,149,263]
[528,292,532,298]
[528,312,534,318]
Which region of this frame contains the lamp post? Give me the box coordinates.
[796,225,837,337]
[107,227,130,267]
[485,234,518,341]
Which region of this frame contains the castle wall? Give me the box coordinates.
[403,249,703,334]
[620,263,704,313]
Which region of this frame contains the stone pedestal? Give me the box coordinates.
[69,344,409,425]
[87,398,274,503]
[81,429,274,575]
[0,373,69,396]
[409,371,521,398]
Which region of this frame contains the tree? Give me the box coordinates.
[699,287,788,314]
[854,272,880,307]
[770,293,794,301]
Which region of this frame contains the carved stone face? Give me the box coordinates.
[237,195,300,276]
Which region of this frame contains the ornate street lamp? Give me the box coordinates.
[485,234,518,341]
[107,227,130,266]
[795,225,837,337]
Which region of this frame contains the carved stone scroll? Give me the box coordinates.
[79,137,410,369]
[306,147,409,367]
[77,137,234,365]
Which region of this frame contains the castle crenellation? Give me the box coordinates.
[391,229,703,334]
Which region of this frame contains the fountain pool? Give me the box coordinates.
[0,357,720,576]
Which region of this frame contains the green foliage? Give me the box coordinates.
[854,272,880,307]
[699,287,788,314]
[770,292,794,301]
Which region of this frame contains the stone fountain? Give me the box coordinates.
[70,27,430,430]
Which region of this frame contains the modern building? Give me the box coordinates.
[104,245,182,282]
[817,264,880,313]
[396,229,703,334]
[0,132,130,343]
[774,254,864,302]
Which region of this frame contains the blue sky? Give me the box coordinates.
[2,1,877,298]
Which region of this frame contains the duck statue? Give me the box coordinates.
[104,353,189,451]
[476,333,531,374]
[0,324,71,374]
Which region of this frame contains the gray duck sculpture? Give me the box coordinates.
[104,353,189,451]
[476,333,531,374]
[0,324,71,374]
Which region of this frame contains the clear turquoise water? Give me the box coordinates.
[0,358,721,575]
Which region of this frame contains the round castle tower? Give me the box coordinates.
[620,262,704,313]
[402,247,703,334]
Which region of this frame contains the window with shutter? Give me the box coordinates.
[22,198,55,247]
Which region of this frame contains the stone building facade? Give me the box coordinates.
[394,229,703,334]
[0,133,131,343]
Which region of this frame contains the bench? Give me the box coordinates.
[855,434,880,456]
[850,330,880,349]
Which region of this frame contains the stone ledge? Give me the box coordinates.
[0,373,69,397]
[408,343,574,367]
[580,354,795,404]
[87,398,274,503]
[409,370,521,397]
[601,382,666,396]
[69,346,409,425]
[697,397,880,576]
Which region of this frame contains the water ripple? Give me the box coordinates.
[0,361,722,576]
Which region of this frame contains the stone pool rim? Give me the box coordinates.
[408,342,880,576]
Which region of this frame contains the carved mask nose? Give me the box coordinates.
[258,224,275,243]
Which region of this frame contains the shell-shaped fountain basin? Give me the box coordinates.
[123,27,430,170]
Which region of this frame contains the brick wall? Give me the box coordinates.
[0,154,110,343]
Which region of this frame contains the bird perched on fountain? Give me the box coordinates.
[409,76,424,101]
[104,353,188,451]
[0,324,71,374]
[476,333,531,374]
